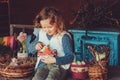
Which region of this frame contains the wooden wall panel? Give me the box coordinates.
[9,0,120,29]
[0,1,9,37]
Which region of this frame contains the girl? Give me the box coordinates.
[32,7,74,80]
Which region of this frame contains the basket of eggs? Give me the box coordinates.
[70,61,88,80]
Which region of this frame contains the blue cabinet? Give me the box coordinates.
[69,30,120,66]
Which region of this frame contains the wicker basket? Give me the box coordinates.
[88,64,108,80]
[0,57,36,78]
[0,68,34,78]
[70,64,88,79]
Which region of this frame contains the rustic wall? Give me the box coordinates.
[9,0,120,29]
[10,0,82,28]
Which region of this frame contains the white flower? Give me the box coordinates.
[17,32,27,53]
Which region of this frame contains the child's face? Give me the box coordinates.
[40,19,57,36]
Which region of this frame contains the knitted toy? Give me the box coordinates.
[35,45,57,69]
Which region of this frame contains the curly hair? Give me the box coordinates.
[33,7,66,34]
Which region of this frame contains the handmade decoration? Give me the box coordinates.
[17,32,27,53]
[87,45,110,80]
[17,32,28,58]
[35,45,57,69]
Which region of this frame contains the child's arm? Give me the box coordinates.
[55,34,74,65]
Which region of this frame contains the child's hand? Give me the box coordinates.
[41,55,56,64]
[51,49,57,56]
[35,42,44,51]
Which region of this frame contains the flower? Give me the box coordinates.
[17,32,27,53]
